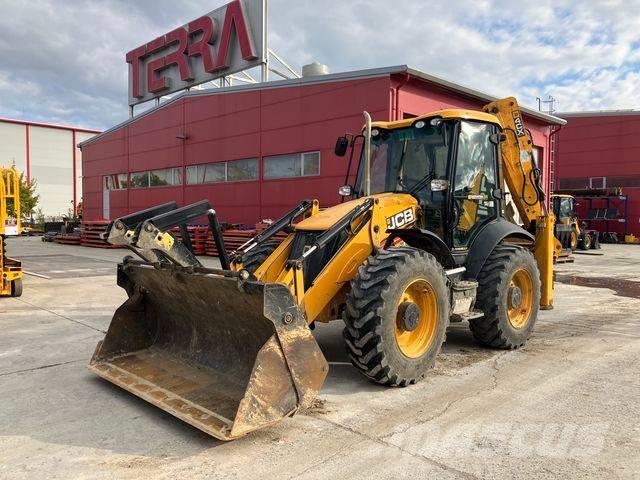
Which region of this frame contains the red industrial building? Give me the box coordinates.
[80,65,564,224]
[556,111,640,237]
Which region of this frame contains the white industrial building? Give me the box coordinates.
[0,118,100,218]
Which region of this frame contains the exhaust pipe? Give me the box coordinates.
[363,111,372,197]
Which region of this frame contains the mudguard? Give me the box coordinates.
[464,219,534,279]
[385,228,457,269]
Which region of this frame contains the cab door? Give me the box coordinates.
[451,121,499,249]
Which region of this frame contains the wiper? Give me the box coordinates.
[408,171,436,195]
[396,140,409,190]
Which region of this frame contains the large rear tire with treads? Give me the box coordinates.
[471,245,540,349]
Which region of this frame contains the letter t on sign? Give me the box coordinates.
[126,45,147,99]
[146,36,168,93]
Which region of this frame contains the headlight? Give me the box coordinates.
[338,185,352,196]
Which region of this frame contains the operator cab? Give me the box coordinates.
[336,111,503,252]
[552,195,575,224]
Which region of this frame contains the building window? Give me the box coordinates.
[130,168,182,188]
[130,171,150,189]
[186,158,258,185]
[116,173,129,189]
[150,167,182,187]
[228,158,259,182]
[263,152,321,180]
[104,173,128,190]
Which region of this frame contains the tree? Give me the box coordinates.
[7,173,39,218]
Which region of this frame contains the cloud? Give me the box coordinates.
[0,0,638,129]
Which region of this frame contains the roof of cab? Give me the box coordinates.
[371,109,501,130]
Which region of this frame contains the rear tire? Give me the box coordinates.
[241,241,281,274]
[579,232,592,250]
[343,247,449,387]
[471,245,540,349]
[11,278,23,297]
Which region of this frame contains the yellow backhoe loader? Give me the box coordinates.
[551,194,600,251]
[89,97,556,440]
[1,166,23,297]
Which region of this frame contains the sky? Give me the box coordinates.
[0,0,639,130]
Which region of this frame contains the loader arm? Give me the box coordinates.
[482,97,555,309]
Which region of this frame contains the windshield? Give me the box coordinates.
[354,123,451,199]
[559,197,574,218]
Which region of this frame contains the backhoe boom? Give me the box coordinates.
[482,97,554,309]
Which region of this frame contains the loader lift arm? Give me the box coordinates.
[482,97,555,309]
[105,200,230,269]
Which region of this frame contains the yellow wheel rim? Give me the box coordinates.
[570,231,578,250]
[394,279,438,358]
[507,269,534,329]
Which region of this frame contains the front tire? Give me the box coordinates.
[11,278,23,297]
[471,245,540,349]
[343,247,449,387]
[570,228,578,251]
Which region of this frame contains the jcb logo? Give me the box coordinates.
[513,112,526,137]
[386,208,415,230]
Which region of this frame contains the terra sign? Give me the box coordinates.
[126,0,265,106]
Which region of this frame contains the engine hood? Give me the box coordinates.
[296,193,418,231]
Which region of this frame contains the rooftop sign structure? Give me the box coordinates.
[126,0,266,107]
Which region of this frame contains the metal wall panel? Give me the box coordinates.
[556,114,640,235]
[29,126,73,216]
[0,122,27,174]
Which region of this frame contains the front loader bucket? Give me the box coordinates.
[89,263,328,440]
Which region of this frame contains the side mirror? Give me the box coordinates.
[338,185,352,196]
[490,133,507,144]
[430,179,449,192]
[335,136,349,157]
[492,188,504,199]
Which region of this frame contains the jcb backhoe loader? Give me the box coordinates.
[551,194,600,251]
[89,97,556,440]
[1,166,23,297]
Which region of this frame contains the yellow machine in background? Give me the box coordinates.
[1,167,23,297]
[551,194,600,252]
[90,97,556,440]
